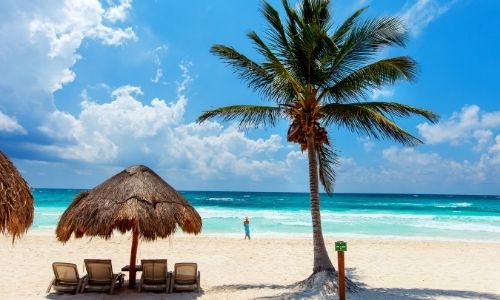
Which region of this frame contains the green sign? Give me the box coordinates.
[335,241,347,252]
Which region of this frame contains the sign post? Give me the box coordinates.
[335,241,347,300]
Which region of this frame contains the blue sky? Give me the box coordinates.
[0,0,499,195]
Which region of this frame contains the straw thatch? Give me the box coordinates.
[56,165,202,242]
[0,150,34,240]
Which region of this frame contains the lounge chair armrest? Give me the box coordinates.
[109,272,124,294]
[46,278,55,293]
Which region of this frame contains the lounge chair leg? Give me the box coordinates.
[110,276,115,295]
[169,272,175,293]
[46,279,55,293]
[197,271,201,293]
[166,273,170,293]
[81,277,88,293]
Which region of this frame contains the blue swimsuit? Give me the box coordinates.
[244,222,251,239]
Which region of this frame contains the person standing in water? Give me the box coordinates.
[243,217,251,240]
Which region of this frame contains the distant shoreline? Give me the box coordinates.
[24,229,500,244]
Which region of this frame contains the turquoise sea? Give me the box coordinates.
[33,189,500,242]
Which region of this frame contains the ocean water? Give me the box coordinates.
[32,189,500,242]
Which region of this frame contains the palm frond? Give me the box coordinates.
[283,0,300,39]
[356,102,438,122]
[300,0,330,29]
[317,142,338,194]
[329,16,407,82]
[247,31,302,101]
[262,1,290,58]
[197,105,283,128]
[320,102,436,145]
[319,56,417,103]
[331,7,366,45]
[210,45,273,95]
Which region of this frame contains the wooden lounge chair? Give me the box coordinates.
[138,259,170,293]
[80,259,124,294]
[46,262,82,294]
[169,263,200,293]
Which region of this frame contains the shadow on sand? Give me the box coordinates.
[209,267,500,300]
[209,284,500,300]
[47,278,204,299]
[47,288,203,300]
[46,268,500,300]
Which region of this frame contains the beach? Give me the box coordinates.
[1,233,499,299]
[5,189,499,299]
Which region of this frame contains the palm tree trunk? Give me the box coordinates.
[307,132,335,273]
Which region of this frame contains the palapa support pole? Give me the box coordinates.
[128,224,139,289]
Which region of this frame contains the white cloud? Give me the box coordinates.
[39,96,294,182]
[0,0,305,189]
[29,0,136,60]
[400,0,456,36]
[382,146,500,184]
[417,105,500,147]
[488,135,500,165]
[38,83,186,162]
[335,146,500,193]
[104,0,132,23]
[37,62,192,163]
[286,150,307,165]
[383,146,442,167]
[0,111,26,134]
[332,105,500,193]
[371,88,394,100]
[36,65,299,183]
[165,122,287,181]
[473,129,493,151]
[151,45,168,84]
[357,136,375,152]
[176,61,192,94]
[482,110,500,128]
[0,0,137,137]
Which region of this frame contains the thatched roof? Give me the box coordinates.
[0,151,34,240]
[56,165,202,242]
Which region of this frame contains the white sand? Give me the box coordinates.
[1,233,499,299]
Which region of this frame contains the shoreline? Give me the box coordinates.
[24,228,500,244]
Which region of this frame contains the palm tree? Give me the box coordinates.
[198,0,438,290]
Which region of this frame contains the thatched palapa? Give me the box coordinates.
[0,151,34,241]
[56,165,202,288]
